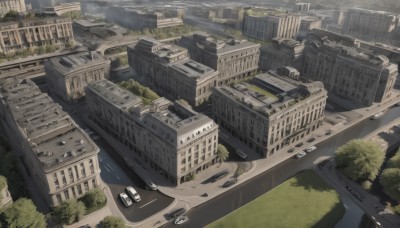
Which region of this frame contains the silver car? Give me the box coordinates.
[119,192,132,207]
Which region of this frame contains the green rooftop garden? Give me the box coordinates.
[117,79,160,105]
[247,84,278,99]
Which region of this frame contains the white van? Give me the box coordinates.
[126,186,141,202]
[235,149,248,160]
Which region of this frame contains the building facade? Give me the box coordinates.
[128,38,218,107]
[259,38,305,71]
[242,9,301,41]
[294,3,311,12]
[42,2,81,16]
[0,78,102,207]
[86,80,219,185]
[342,8,400,45]
[300,16,322,31]
[0,0,26,17]
[0,17,74,54]
[303,39,398,106]
[180,32,260,85]
[45,52,110,102]
[106,6,183,30]
[212,67,327,157]
[0,176,12,209]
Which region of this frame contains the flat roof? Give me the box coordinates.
[169,59,217,80]
[0,79,98,172]
[47,52,109,75]
[86,80,142,110]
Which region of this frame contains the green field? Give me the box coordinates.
[208,170,345,228]
[247,85,277,99]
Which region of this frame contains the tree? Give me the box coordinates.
[335,139,384,182]
[53,199,86,225]
[1,198,46,228]
[217,144,229,163]
[380,168,400,202]
[0,175,7,202]
[81,188,106,208]
[387,148,400,169]
[99,216,126,228]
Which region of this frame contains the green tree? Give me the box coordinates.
[1,198,46,228]
[387,148,400,169]
[380,168,400,202]
[53,199,86,225]
[81,188,106,208]
[335,139,384,181]
[217,144,230,163]
[99,216,126,228]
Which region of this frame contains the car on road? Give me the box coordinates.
[145,180,158,191]
[306,146,317,153]
[295,142,304,147]
[211,169,229,183]
[79,225,90,228]
[126,186,141,202]
[174,215,189,225]
[234,149,248,160]
[295,151,306,159]
[370,111,386,120]
[307,137,316,143]
[169,208,187,220]
[222,179,237,188]
[288,148,295,153]
[119,192,132,207]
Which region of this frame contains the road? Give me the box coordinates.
[162,105,400,227]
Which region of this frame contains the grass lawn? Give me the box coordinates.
[247,85,277,99]
[208,169,345,228]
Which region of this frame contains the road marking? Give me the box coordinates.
[116,175,120,180]
[139,199,157,209]
[104,165,111,173]
[106,163,114,171]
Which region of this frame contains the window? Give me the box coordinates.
[61,170,67,186]
[77,184,82,195]
[84,181,89,191]
[53,173,60,190]
[89,159,94,175]
[80,163,86,177]
[68,168,74,183]
[56,194,62,204]
[71,187,76,198]
[64,190,69,200]
[92,179,96,188]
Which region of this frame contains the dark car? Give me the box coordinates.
[288,148,295,153]
[169,208,187,220]
[295,142,304,147]
[211,170,229,183]
[222,179,237,188]
[307,138,316,142]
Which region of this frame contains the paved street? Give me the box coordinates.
[162,105,400,228]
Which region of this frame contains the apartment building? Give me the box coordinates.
[0,78,101,207]
[45,51,110,102]
[0,0,26,17]
[85,80,219,185]
[180,32,260,85]
[212,67,327,157]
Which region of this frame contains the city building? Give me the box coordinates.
[128,38,218,107]
[41,2,81,16]
[73,20,106,33]
[294,2,311,12]
[300,16,322,31]
[0,0,26,17]
[105,6,183,30]
[45,52,110,103]
[0,176,12,209]
[342,8,400,46]
[85,80,219,185]
[259,38,305,71]
[303,39,398,106]
[0,16,74,54]
[211,67,327,157]
[180,32,260,85]
[242,8,301,41]
[0,78,102,207]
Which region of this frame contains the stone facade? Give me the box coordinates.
[294,3,311,12]
[243,9,301,41]
[180,32,260,85]
[128,38,218,107]
[42,2,81,16]
[342,8,400,46]
[212,67,327,157]
[106,6,183,30]
[259,38,305,71]
[0,78,102,207]
[86,80,219,185]
[0,17,74,54]
[0,0,26,17]
[45,52,110,103]
[303,39,398,106]
[300,16,322,31]
[0,176,12,209]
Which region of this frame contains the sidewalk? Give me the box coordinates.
[80,91,400,227]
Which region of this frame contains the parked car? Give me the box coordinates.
[211,169,229,182]
[222,179,237,188]
[307,137,316,143]
[126,186,141,202]
[119,193,132,207]
[234,149,248,160]
[370,111,386,120]
[288,148,295,153]
[169,208,187,219]
[295,151,306,159]
[174,216,189,225]
[295,142,304,147]
[306,146,317,153]
[145,180,158,191]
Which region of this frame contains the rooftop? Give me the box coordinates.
[0,79,98,172]
[73,19,106,28]
[169,59,217,80]
[46,52,110,75]
[86,80,142,111]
